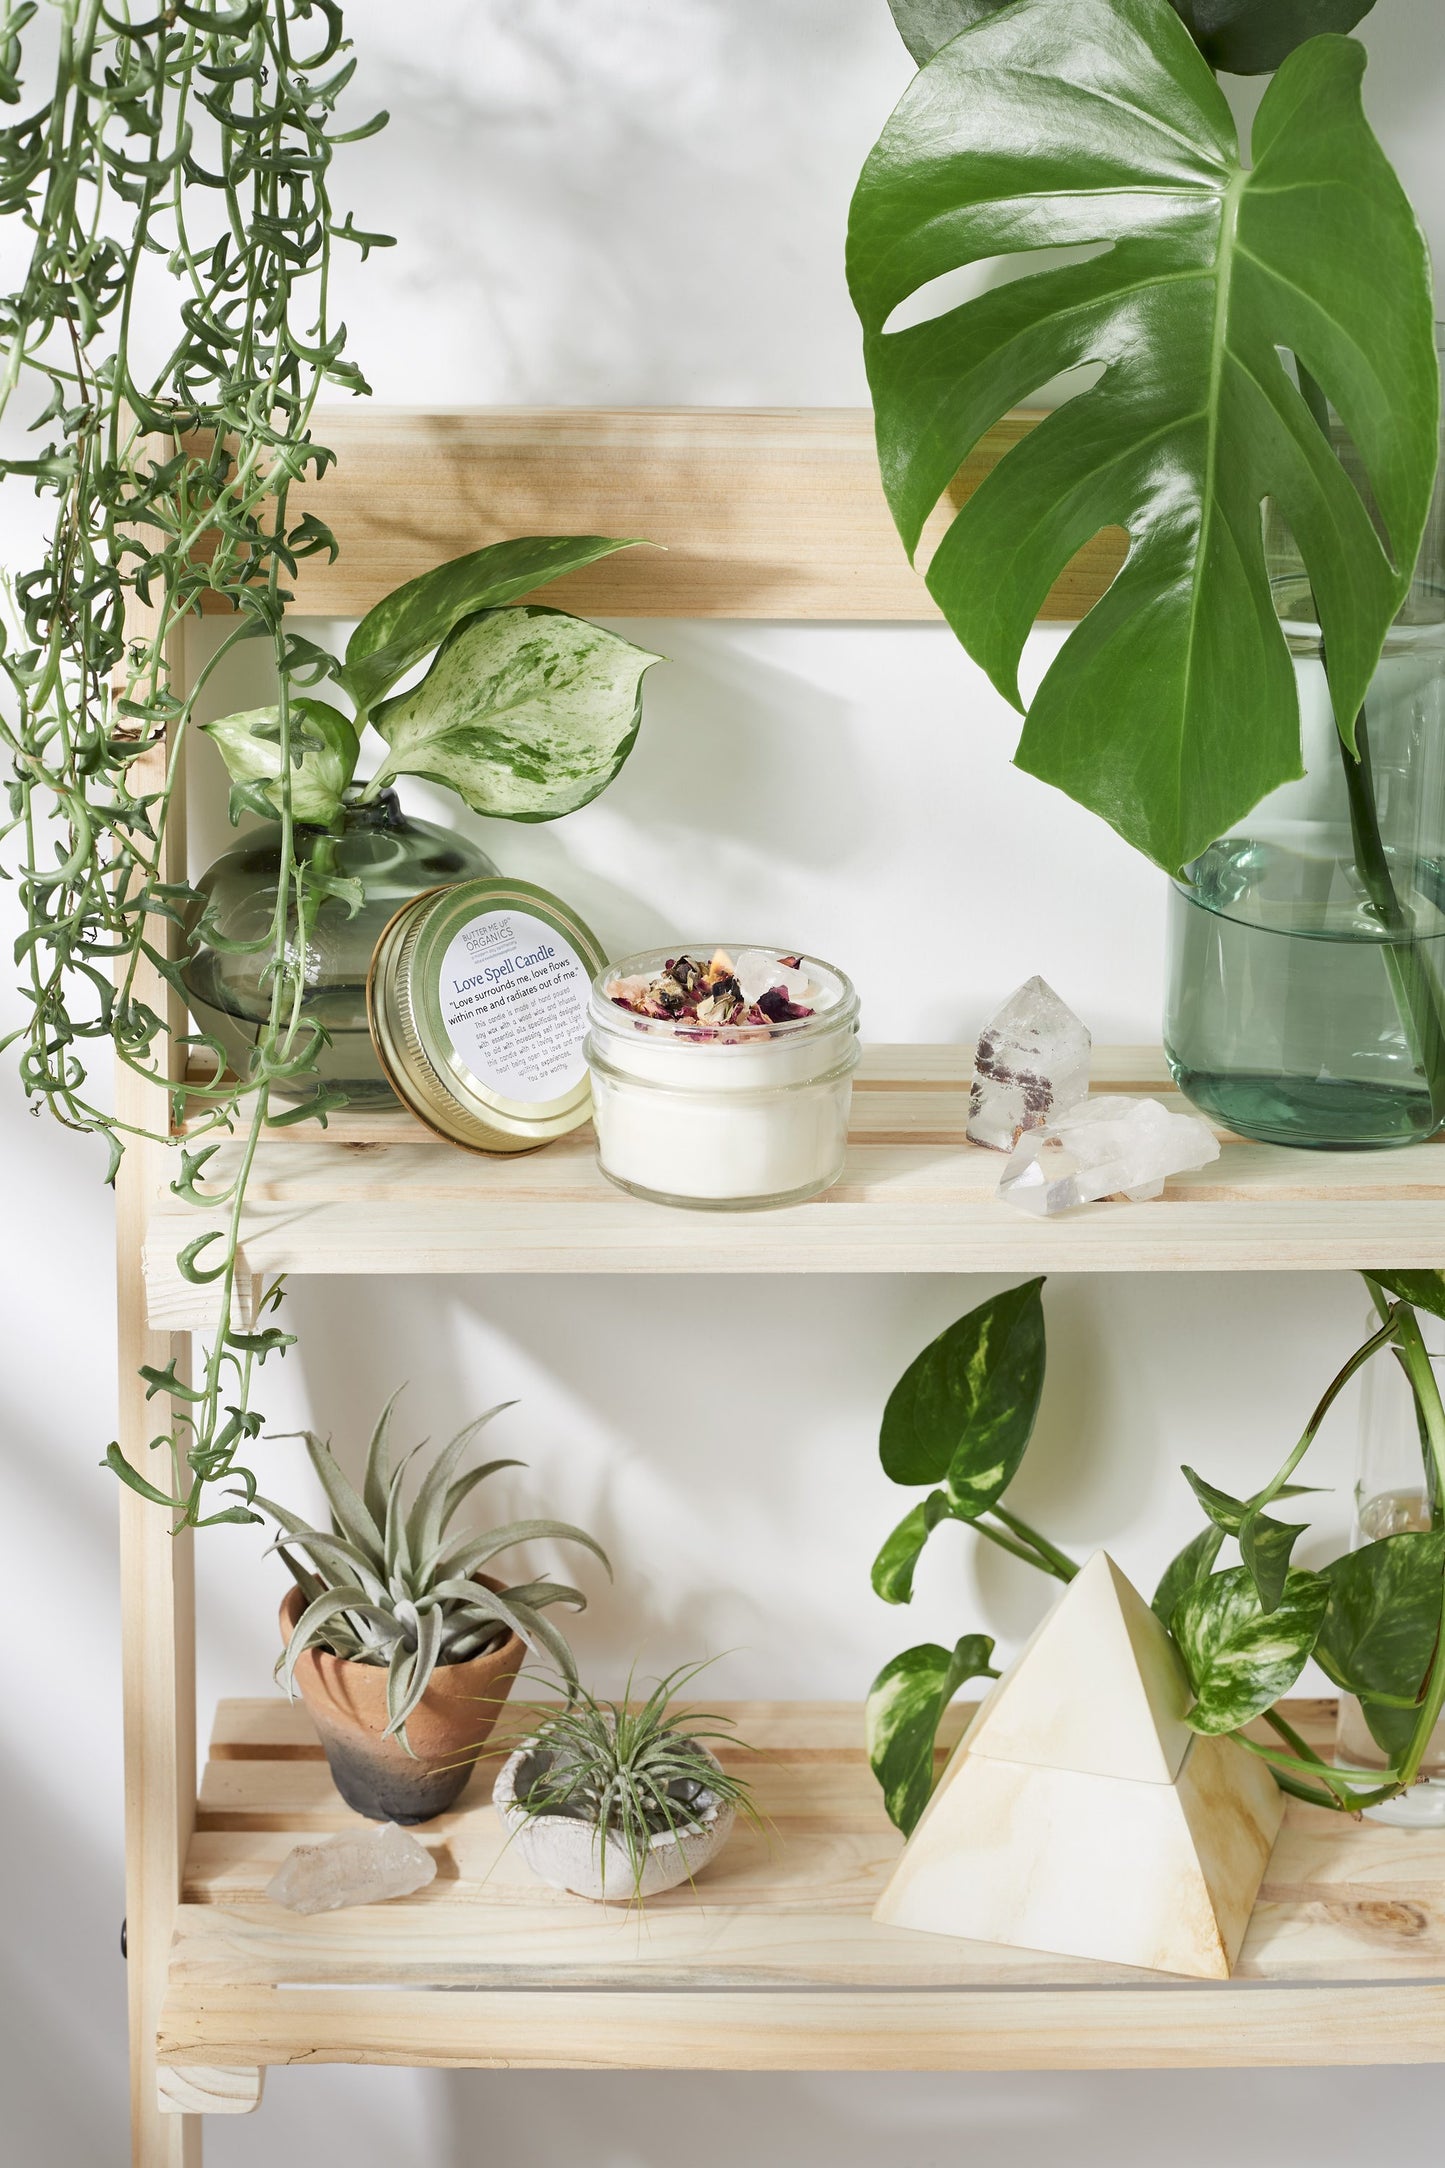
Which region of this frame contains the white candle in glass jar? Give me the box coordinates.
[585,945,860,1210]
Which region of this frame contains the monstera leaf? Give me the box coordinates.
[202,698,358,827]
[849,0,1438,873]
[888,0,1377,71]
[1172,0,1377,72]
[368,605,660,821]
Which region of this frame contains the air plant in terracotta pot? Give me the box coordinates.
[494,1665,761,1903]
[259,1393,609,1823]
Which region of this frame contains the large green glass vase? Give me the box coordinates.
[1165,373,1445,1151]
[181,790,495,1105]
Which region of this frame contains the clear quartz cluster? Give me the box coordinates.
[968,976,1091,1151]
[265,1821,437,1915]
[998,1095,1220,1218]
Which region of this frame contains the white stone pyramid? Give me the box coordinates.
[873,1551,1284,1980]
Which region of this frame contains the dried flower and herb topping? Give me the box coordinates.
[607,947,820,1032]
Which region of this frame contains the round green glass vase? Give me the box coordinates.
[181,789,496,1105]
[1164,380,1445,1152]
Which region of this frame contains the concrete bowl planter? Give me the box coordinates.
[493,1738,736,1901]
[280,1580,524,1824]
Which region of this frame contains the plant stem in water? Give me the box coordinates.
[1293,361,1445,1125]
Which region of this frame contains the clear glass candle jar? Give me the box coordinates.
[585,946,860,1210]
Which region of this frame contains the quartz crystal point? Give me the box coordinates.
[998,1095,1220,1217]
[266,1820,437,1915]
[968,976,1092,1151]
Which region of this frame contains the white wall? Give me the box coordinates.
[3,2,1444,2161]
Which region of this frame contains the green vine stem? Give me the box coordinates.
[0,2,390,1525]
[1293,361,1445,1129]
[1243,1289,1445,1812]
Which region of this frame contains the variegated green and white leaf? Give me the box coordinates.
[368,605,660,822]
[202,699,358,827]
[866,1634,999,1835]
[1174,1565,1329,1735]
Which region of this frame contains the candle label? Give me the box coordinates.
[438,908,593,1103]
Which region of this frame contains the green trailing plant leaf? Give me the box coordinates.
[338,535,647,719]
[1173,1565,1329,1733]
[871,1490,958,1603]
[1371,1271,1445,1322]
[1152,1522,1225,1628]
[879,1277,1045,1512]
[847,0,1438,873]
[865,1634,998,1834]
[1182,1466,1250,1534]
[886,0,1375,69]
[368,606,661,821]
[202,699,359,828]
[1238,1503,1309,1615]
[1315,1531,1445,1710]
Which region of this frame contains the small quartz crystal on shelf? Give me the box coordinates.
[968,976,1092,1151]
[998,1095,1220,1217]
[265,1820,437,1915]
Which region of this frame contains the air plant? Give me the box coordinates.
[259,1392,610,1750]
[508,1663,763,1899]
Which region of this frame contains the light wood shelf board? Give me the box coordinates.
[198,407,1124,624]
[146,1048,1445,1323]
[156,1697,1445,2076]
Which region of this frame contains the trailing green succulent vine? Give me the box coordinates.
[0,0,390,1525]
[0,9,657,1532]
[867,1274,1445,1833]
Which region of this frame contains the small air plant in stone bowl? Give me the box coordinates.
[495,1665,761,1903]
[259,1392,610,1823]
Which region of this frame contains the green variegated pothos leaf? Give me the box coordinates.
[1316,1532,1445,1712]
[202,698,358,827]
[1370,1272,1445,1322]
[880,1278,1045,1514]
[338,534,647,720]
[1174,1565,1328,1734]
[1151,1523,1224,1629]
[368,605,661,822]
[871,1490,959,1603]
[1238,1503,1308,1615]
[866,1634,998,1834]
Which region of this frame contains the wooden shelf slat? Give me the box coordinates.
[211,406,1126,623]
[156,1697,1445,2077]
[144,1048,1445,1326]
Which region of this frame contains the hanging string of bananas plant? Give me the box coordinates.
[0,0,388,1525]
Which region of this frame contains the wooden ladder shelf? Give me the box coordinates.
[115,410,1445,2167]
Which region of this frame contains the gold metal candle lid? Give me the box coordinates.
[367,877,608,1153]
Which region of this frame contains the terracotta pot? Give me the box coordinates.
[279,1581,525,1823]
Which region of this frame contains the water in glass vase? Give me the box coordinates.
[1165,623,1445,1150]
[1166,826,1445,1149]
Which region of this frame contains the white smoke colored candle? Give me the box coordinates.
[585,945,860,1209]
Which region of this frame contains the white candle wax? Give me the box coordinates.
[585,947,859,1210]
